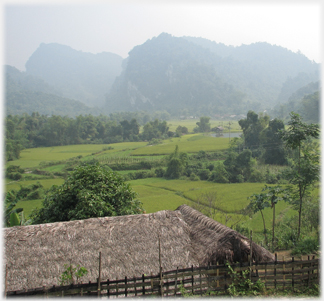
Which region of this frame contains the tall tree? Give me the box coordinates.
[279,112,320,240]
[246,193,270,245]
[194,116,211,133]
[261,118,287,165]
[239,111,269,152]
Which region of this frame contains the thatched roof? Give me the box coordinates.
[4,205,274,292]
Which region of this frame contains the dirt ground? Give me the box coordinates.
[274,250,318,260]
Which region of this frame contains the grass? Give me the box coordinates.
[16,199,43,218]
[6,142,148,169]
[167,119,242,133]
[131,134,231,155]
[133,185,186,213]
[5,178,65,192]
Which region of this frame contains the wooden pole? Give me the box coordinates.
[4,264,8,298]
[249,230,253,281]
[283,256,285,290]
[98,251,102,297]
[174,268,178,296]
[158,235,163,297]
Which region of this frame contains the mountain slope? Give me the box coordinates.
[25,43,123,107]
[5,66,100,117]
[105,33,320,115]
[184,36,319,106]
[105,33,250,115]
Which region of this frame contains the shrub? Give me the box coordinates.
[291,237,319,256]
[7,172,22,180]
[197,169,211,180]
[6,165,24,174]
[190,173,200,181]
[248,170,264,183]
[154,167,165,178]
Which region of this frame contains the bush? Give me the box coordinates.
[248,170,264,183]
[197,169,211,180]
[190,173,200,181]
[154,167,165,178]
[291,237,319,256]
[7,172,22,180]
[6,165,25,174]
[236,174,245,183]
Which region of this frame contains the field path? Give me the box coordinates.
[143,184,233,214]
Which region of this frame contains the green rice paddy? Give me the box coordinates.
[130,134,231,155]
[4,134,301,235]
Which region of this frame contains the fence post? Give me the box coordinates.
[43,285,47,298]
[292,256,295,291]
[207,263,210,292]
[174,267,178,296]
[274,253,277,290]
[264,262,267,289]
[116,277,119,298]
[142,274,145,296]
[125,276,128,297]
[249,230,253,281]
[283,256,285,290]
[191,265,194,294]
[107,279,110,298]
[312,255,316,280]
[307,256,310,288]
[98,251,102,297]
[150,272,154,294]
[4,264,7,298]
[134,276,137,297]
[199,267,202,295]
[216,262,219,288]
[158,235,163,297]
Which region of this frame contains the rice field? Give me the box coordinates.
[129,178,296,232]
[167,119,242,133]
[6,142,148,169]
[130,134,231,155]
[6,178,65,191]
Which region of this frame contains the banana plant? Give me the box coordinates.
[5,191,23,227]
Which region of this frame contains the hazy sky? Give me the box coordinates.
[3,0,323,71]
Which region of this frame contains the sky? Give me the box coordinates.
[2,0,323,71]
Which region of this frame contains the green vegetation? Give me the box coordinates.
[59,264,88,285]
[131,134,230,155]
[4,111,319,261]
[30,163,144,224]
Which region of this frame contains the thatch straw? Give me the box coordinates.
[176,205,275,265]
[4,204,274,292]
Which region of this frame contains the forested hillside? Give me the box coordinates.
[5,33,320,118]
[25,43,123,107]
[185,36,319,107]
[105,33,319,115]
[5,66,100,117]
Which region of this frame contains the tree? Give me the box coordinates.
[165,145,188,179]
[261,185,290,251]
[239,111,269,152]
[194,116,211,133]
[278,112,319,240]
[261,118,287,165]
[246,193,270,245]
[30,163,144,224]
[4,191,24,227]
[223,149,253,183]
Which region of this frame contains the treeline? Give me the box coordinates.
[5,112,173,161]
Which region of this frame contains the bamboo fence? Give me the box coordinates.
[6,254,319,298]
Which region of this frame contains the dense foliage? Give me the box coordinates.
[30,163,144,224]
[5,112,172,161]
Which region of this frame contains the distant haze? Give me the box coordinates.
[4,2,322,71]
